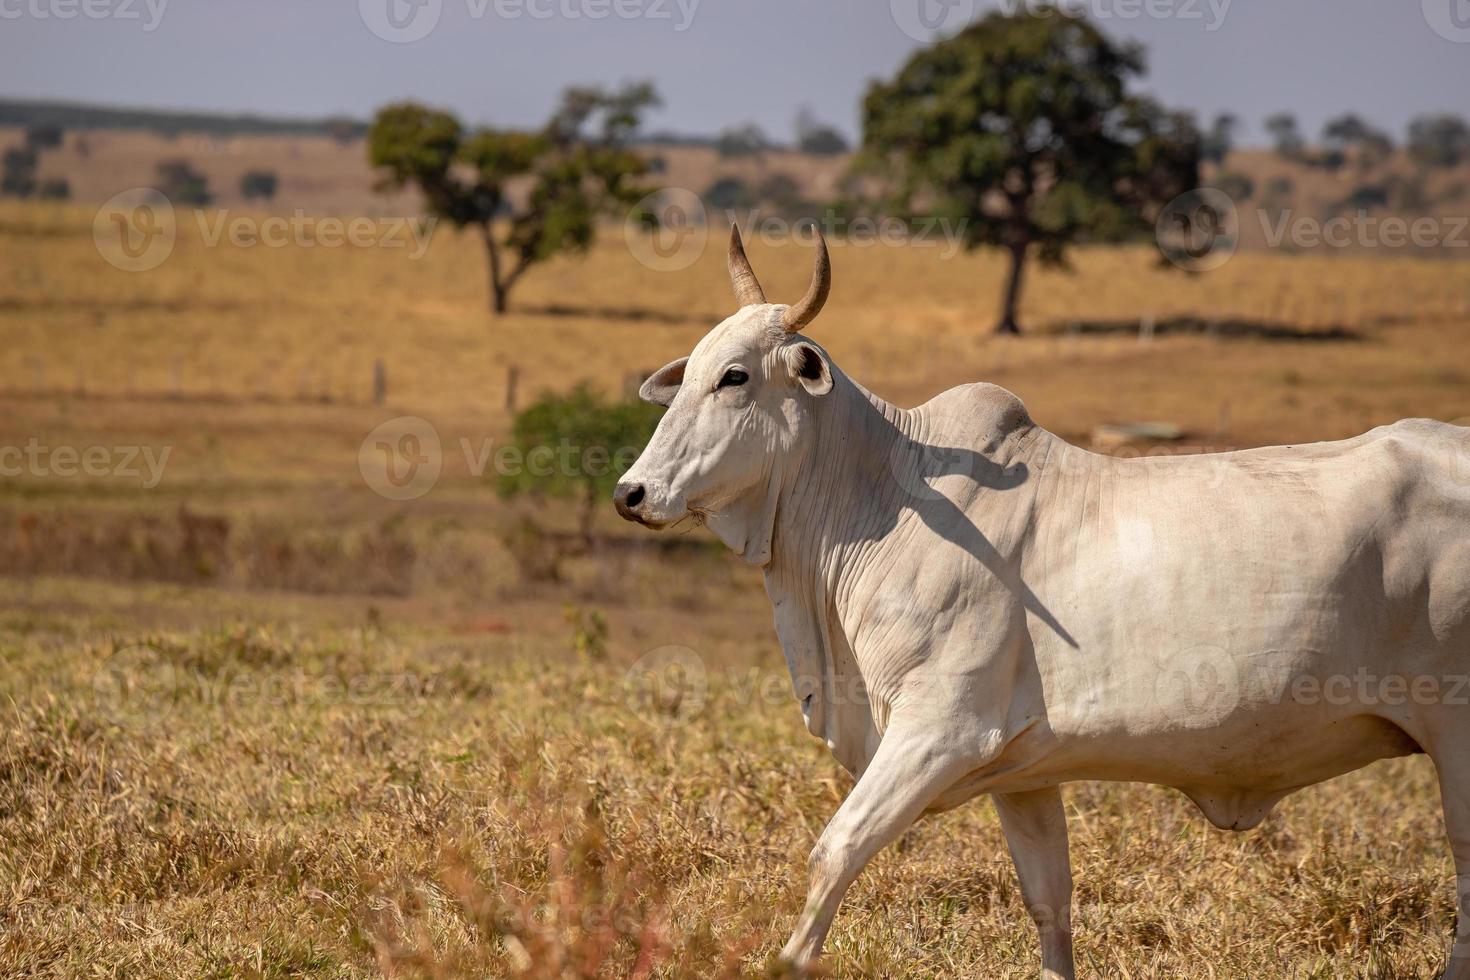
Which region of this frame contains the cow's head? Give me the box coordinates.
[614,226,834,566]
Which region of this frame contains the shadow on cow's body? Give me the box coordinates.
[614,228,1470,978]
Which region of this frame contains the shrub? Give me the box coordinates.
[498,384,662,547]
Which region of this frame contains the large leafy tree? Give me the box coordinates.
[370,82,659,315]
[861,9,1199,334]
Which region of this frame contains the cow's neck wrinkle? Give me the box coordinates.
[760,368,917,769]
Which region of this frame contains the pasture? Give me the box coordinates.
[4,198,1470,976]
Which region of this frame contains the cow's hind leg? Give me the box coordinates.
[779,725,971,968]
[994,787,1075,980]
[1439,756,1470,980]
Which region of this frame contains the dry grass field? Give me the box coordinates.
[4,196,1470,977]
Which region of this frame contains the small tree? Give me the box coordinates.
[241,169,279,201]
[1321,114,1393,173]
[25,124,63,150]
[156,159,212,206]
[1261,176,1295,218]
[1,147,37,198]
[1265,113,1305,161]
[795,107,850,156]
[860,8,1199,334]
[1200,113,1237,166]
[716,123,769,159]
[1215,172,1254,203]
[370,82,659,315]
[324,116,363,145]
[703,176,755,212]
[1407,114,1470,169]
[498,384,662,548]
[37,178,70,201]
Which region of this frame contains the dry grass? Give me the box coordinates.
[2,198,1470,976]
[0,609,1458,977]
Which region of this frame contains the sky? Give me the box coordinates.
[0,0,1467,146]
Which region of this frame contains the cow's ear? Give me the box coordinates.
[783,342,832,396]
[639,357,688,407]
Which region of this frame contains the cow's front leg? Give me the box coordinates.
[994,787,1075,980]
[779,726,969,968]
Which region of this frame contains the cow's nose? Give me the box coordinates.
[613,483,646,521]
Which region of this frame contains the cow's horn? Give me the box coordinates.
[728,224,766,307]
[781,228,830,333]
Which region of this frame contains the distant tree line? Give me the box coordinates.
[0,98,368,142]
[1258,110,1470,171]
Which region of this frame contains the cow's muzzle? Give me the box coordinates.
[613,482,652,525]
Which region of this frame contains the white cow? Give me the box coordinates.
[614,226,1470,978]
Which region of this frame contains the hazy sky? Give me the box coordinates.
[1,0,1467,145]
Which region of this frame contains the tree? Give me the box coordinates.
[1215,172,1254,203]
[1407,114,1470,169]
[25,124,63,150]
[1200,113,1237,166]
[1,147,37,198]
[37,178,70,200]
[703,176,755,212]
[156,158,212,206]
[795,107,850,156]
[859,8,1200,334]
[498,384,662,547]
[757,172,803,210]
[324,116,364,145]
[1322,114,1393,173]
[1261,176,1294,218]
[240,169,279,201]
[716,123,769,159]
[1265,113,1305,161]
[370,82,659,315]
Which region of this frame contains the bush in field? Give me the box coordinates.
[860,7,1199,334]
[1323,114,1394,173]
[25,124,63,150]
[795,107,850,156]
[1261,175,1295,218]
[1407,114,1470,169]
[369,82,659,316]
[1215,172,1255,203]
[703,176,755,213]
[1266,112,1305,162]
[240,169,278,201]
[155,158,211,206]
[715,122,768,159]
[1,147,37,198]
[498,384,662,547]
[37,178,70,201]
[1200,112,1237,165]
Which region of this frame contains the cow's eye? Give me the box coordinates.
[718,368,749,389]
